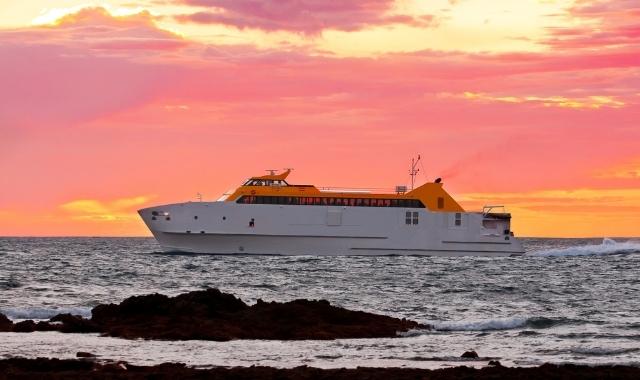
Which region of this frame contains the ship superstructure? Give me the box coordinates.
[139,168,524,256]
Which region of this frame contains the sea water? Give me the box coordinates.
[1,237,639,369]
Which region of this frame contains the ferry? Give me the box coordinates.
[139,164,524,256]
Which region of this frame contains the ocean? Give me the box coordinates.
[1,237,639,369]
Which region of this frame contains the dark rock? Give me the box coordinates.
[12,320,36,333]
[76,352,97,358]
[50,313,100,333]
[34,321,58,331]
[1,289,428,341]
[2,358,640,379]
[488,360,502,367]
[89,288,426,341]
[0,313,12,332]
[461,350,479,359]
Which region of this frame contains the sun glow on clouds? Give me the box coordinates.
[595,159,640,179]
[459,188,640,237]
[458,92,626,109]
[60,196,152,221]
[1,1,639,237]
[31,3,146,25]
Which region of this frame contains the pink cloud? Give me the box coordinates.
[544,0,640,49]
[0,8,189,129]
[1,6,639,227]
[174,0,434,33]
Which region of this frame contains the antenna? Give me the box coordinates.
[265,169,277,175]
[409,155,421,191]
[196,192,203,202]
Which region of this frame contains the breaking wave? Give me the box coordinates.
[429,316,566,331]
[528,238,640,257]
[396,316,569,335]
[0,307,92,320]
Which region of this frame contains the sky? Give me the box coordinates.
[0,0,638,237]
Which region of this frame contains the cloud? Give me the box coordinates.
[544,0,640,50]
[595,158,640,179]
[455,92,626,109]
[0,7,186,129]
[173,0,435,34]
[458,187,640,237]
[60,196,153,221]
[1,5,639,238]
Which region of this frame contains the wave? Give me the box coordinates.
[0,307,92,320]
[528,238,640,257]
[569,347,640,356]
[431,316,566,331]
[398,316,567,335]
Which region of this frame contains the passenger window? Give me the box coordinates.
[412,212,419,225]
[405,211,411,225]
[455,213,462,226]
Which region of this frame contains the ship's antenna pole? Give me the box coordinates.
[409,155,421,191]
[196,192,202,202]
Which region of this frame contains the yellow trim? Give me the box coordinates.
[225,173,464,212]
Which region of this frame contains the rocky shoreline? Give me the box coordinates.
[1,358,639,380]
[0,288,426,340]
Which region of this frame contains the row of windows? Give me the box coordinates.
[237,195,425,208]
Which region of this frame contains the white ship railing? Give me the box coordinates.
[318,186,402,194]
[483,205,507,216]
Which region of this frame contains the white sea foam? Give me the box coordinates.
[528,238,640,257]
[429,316,530,331]
[569,347,640,356]
[1,307,92,320]
[409,316,562,332]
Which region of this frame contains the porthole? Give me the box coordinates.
[222,216,226,220]
[151,216,156,220]
[166,216,171,221]
[194,215,198,220]
[200,231,205,234]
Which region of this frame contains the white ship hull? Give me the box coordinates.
[139,202,524,257]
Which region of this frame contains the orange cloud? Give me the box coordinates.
[595,159,640,179]
[455,92,626,109]
[60,196,153,221]
[459,188,640,237]
[1,5,639,238]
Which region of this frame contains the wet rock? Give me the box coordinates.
[488,360,502,367]
[76,352,97,358]
[461,350,479,359]
[2,358,640,379]
[0,313,12,332]
[50,313,100,333]
[91,288,426,340]
[1,289,427,341]
[12,320,36,333]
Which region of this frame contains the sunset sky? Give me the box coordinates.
[1,0,639,237]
